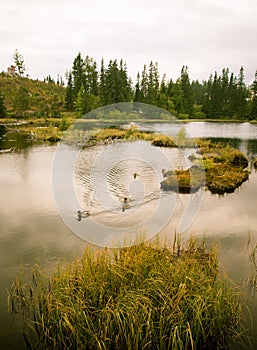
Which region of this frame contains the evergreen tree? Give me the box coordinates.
[179,65,193,116]
[191,80,205,106]
[203,72,223,118]
[234,66,248,119]
[146,61,159,104]
[202,76,212,117]
[75,86,85,117]
[13,49,26,77]
[250,70,257,120]
[134,72,143,102]
[221,68,229,117]
[171,81,184,116]
[156,74,169,110]
[104,60,120,104]
[44,75,55,84]
[104,59,132,104]
[117,59,132,101]
[83,56,98,95]
[227,72,237,117]
[65,71,74,111]
[72,53,84,98]
[75,84,100,116]
[99,58,106,105]
[140,65,148,102]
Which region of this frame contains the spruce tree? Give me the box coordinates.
[134,72,143,102]
[179,65,193,116]
[104,60,119,104]
[235,66,248,119]
[99,58,106,105]
[171,81,184,116]
[146,61,159,104]
[250,71,257,120]
[227,72,237,118]
[104,59,132,104]
[140,65,148,102]
[65,71,74,111]
[72,53,84,99]
[156,74,168,110]
[221,68,229,117]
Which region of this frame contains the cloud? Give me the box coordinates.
[0,0,256,83]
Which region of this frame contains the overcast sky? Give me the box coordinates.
[1,0,257,85]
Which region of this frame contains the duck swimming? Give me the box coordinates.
[122,198,130,212]
[77,210,90,221]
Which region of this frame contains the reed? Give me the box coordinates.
[9,238,246,349]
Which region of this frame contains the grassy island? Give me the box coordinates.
[85,126,250,196]
[1,122,250,195]
[161,140,249,195]
[9,239,245,350]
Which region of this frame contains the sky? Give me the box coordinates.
[1,0,257,85]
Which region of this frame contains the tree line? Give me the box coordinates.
[1,51,257,120]
[65,53,257,120]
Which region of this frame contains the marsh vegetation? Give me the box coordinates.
[9,238,246,350]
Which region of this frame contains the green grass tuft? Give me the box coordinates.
[9,239,246,349]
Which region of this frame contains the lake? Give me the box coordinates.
[1,121,257,348]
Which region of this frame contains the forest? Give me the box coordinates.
[65,53,257,120]
[1,52,257,120]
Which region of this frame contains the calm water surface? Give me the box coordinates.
[1,121,257,348]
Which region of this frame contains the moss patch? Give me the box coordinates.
[161,166,205,193]
[161,141,250,195]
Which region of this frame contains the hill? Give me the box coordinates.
[0,73,66,118]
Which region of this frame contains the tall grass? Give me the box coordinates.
[9,238,246,349]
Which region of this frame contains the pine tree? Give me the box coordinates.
[65,71,74,111]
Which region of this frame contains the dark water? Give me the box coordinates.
[1,121,257,348]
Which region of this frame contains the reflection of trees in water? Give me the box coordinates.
[0,126,33,151]
[205,137,241,149]
[205,137,257,158]
[247,139,257,156]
